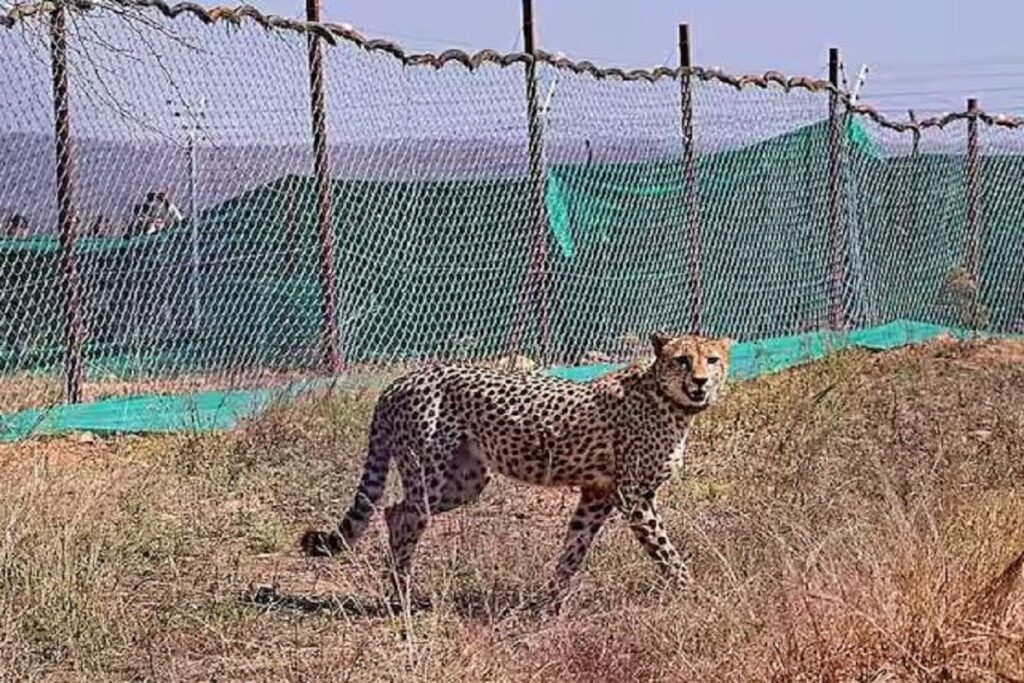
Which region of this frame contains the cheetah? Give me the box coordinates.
[300,332,732,600]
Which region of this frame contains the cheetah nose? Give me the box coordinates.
[692,377,709,388]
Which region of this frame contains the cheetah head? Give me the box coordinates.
[649,331,732,410]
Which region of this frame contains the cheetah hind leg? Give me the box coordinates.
[384,441,490,606]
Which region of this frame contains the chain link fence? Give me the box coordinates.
[1,0,1022,437]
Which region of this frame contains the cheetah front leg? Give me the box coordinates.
[529,487,615,613]
[616,486,692,587]
[550,487,616,593]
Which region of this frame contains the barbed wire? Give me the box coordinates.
[4,0,1024,134]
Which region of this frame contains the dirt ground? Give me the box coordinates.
[2,336,1024,682]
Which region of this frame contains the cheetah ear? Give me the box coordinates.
[650,330,672,356]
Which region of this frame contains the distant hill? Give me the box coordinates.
[1,118,973,235]
[0,132,697,234]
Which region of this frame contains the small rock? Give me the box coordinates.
[72,431,96,444]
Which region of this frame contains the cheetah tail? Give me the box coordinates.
[300,442,391,558]
[339,441,391,543]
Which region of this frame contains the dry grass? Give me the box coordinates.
[0,367,325,415]
[2,337,1024,681]
[0,353,539,415]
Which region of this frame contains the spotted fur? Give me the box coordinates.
[300,332,732,598]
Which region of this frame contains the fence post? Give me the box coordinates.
[965,98,981,281]
[49,0,84,403]
[305,0,342,373]
[907,109,920,239]
[908,109,920,158]
[964,97,986,330]
[509,0,551,363]
[678,23,702,335]
[826,46,845,331]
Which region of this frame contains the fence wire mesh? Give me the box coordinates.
[1,0,1024,436]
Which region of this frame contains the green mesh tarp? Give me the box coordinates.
[3,116,1024,442]
[545,119,1024,349]
[3,118,1023,381]
[0,175,534,376]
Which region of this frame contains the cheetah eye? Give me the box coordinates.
[676,356,691,370]
[708,356,719,365]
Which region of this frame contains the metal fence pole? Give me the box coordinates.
[49,0,85,403]
[908,109,920,158]
[679,23,702,335]
[306,0,342,373]
[505,0,552,362]
[966,97,981,281]
[523,0,550,362]
[964,97,987,330]
[508,0,551,363]
[907,109,920,240]
[826,46,845,331]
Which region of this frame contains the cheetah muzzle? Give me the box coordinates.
[299,331,732,606]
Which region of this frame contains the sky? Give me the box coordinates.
[249,0,1024,118]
